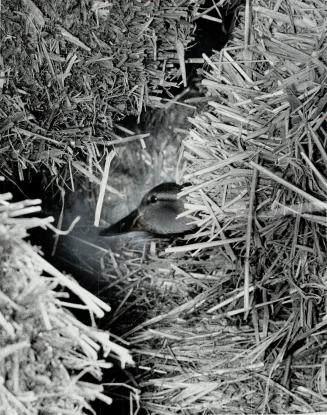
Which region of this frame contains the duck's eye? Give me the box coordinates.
[148,195,158,204]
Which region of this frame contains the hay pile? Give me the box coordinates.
[2,0,326,413]
[0,184,135,414]
[0,0,201,184]
[124,1,327,413]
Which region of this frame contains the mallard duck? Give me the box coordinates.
[99,182,194,237]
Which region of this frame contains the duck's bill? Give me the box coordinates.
[99,210,139,237]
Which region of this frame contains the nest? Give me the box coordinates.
[0,183,136,414]
[2,0,326,413]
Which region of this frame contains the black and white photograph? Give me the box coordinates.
[0,0,326,414]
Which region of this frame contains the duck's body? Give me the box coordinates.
[53,182,194,292]
[99,182,194,237]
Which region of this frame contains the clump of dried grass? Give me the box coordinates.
[0,0,202,186]
[120,1,327,413]
[0,182,136,414]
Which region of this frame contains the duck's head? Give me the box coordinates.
[99,182,194,237]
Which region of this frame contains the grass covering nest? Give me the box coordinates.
[0,183,136,414]
[120,0,327,413]
[0,0,202,186]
